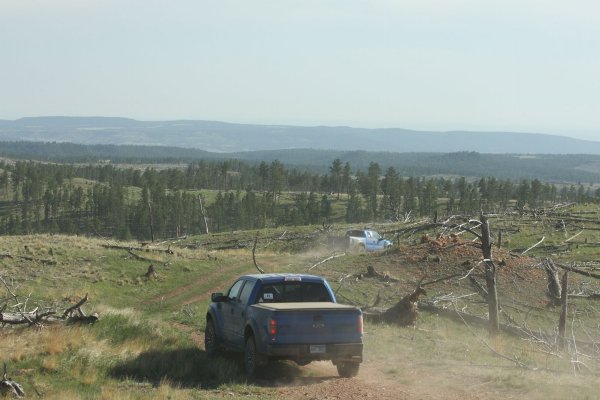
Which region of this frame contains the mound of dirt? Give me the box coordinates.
[358,235,547,310]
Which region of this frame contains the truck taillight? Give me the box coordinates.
[358,314,363,335]
[269,318,277,336]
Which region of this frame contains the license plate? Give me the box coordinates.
[310,345,326,354]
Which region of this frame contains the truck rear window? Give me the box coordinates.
[257,282,332,303]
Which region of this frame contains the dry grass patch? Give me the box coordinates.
[42,356,59,372]
[1,326,86,362]
[42,326,84,355]
[363,316,600,400]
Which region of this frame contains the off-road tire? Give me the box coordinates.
[336,361,360,378]
[204,319,219,357]
[244,335,259,378]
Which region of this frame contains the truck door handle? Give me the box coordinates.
[241,311,245,317]
[230,309,234,314]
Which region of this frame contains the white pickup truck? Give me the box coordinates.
[346,229,393,252]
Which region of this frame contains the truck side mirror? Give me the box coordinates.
[211,292,226,302]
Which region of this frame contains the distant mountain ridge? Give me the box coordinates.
[1,116,599,154]
[2,140,600,183]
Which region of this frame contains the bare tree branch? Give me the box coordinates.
[565,230,585,243]
[307,253,346,271]
[1,362,24,398]
[521,236,545,255]
[452,304,530,369]
[252,233,265,274]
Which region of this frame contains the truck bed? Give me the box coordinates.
[250,301,362,348]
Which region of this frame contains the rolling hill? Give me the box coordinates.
[1,116,600,154]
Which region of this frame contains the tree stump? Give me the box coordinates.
[144,264,157,279]
[544,259,562,307]
[364,284,427,327]
[381,286,427,326]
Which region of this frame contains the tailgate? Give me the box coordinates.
[253,303,362,344]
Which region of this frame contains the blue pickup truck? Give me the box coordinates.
[205,273,363,378]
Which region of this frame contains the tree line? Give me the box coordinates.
[0,159,598,240]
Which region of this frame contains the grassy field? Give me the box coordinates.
[1,207,600,399]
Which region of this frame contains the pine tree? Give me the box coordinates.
[329,158,343,199]
[381,167,400,220]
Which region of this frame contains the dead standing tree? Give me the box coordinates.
[480,214,500,334]
[544,258,562,306]
[558,271,569,349]
[197,194,210,235]
[393,214,500,334]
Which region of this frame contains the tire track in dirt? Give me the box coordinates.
[152,254,428,399]
[142,261,252,307]
[273,360,485,400]
[169,257,285,307]
[258,361,411,400]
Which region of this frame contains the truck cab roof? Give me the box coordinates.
[240,273,326,284]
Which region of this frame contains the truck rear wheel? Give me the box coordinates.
[336,361,360,378]
[244,335,259,378]
[204,319,219,357]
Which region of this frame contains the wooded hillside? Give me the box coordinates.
[0,158,598,240]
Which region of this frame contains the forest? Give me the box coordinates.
[0,156,599,240]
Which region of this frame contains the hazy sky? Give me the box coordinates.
[1,0,599,140]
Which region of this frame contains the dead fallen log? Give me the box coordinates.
[568,293,600,300]
[548,216,600,225]
[0,310,56,325]
[1,294,98,327]
[355,266,399,282]
[1,363,24,398]
[127,250,160,263]
[555,262,600,280]
[210,242,251,251]
[101,244,175,254]
[0,252,56,265]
